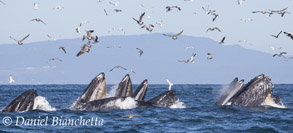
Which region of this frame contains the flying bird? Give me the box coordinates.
[59,47,67,54]
[113,9,122,12]
[206,27,221,32]
[91,36,99,44]
[252,10,273,17]
[178,53,196,63]
[269,46,282,51]
[165,79,173,91]
[156,21,163,28]
[207,53,213,60]
[238,0,245,6]
[30,18,46,24]
[76,23,82,33]
[77,42,91,57]
[283,32,293,40]
[133,12,145,25]
[136,48,143,56]
[122,114,142,119]
[163,30,184,40]
[219,36,226,44]
[82,30,94,41]
[166,6,181,12]
[270,7,290,17]
[272,52,287,57]
[47,35,58,41]
[202,6,219,21]
[109,66,127,72]
[141,24,154,32]
[104,9,109,16]
[33,3,39,10]
[9,34,30,45]
[9,74,15,84]
[53,5,64,10]
[109,1,119,6]
[240,18,253,22]
[271,31,282,38]
[48,57,63,62]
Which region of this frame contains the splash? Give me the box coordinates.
[106,97,137,109]
[170,99,186,108]
[69,96,81,110]
[33,96,56,111]
[262,99,287,109]
[106,84,118,98]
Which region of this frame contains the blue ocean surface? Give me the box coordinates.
[0,84,292,132]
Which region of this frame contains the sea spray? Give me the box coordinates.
[106,97,137,109]
[33,96,56,111]
[170,99,186,108]
[107,84,118,98]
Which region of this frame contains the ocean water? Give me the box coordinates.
[0,84,293,132]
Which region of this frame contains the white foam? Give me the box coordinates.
[33,96,56,111]
[106,97,137,109]
[262,99,287,109]
[106,84,118,98]
[69,96,81,109]
[170,99,186,108]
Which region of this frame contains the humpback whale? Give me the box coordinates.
[71,73,179,111]
[1,89,38,113]
[216,74,285,107]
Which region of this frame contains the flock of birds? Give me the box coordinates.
[3,0,293,85]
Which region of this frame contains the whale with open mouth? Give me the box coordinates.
[216,74,285,108]
[1,89,56,113]
[71,72,180,111]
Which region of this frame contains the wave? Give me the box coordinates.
[106,97,137,109]
[33,96,56,111]
[170,99,186,108]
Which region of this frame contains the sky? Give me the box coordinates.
[0,0,293,84]
[0,0,292,54]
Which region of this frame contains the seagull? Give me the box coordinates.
[77,42,91,57]
[0,0,6,5]
[136,48,143,56]
[141,24,154,32]
[109,1,119,6]
[206,27,221,32]
[47,35,58,41]
[178,53,196,63]
[252,10,273,17]
[109,65,127,71]
[271,31,282,38]
[48,57,63,62]
[122,114,142,119]
[240,18,253,22]
[202,6,219,21]
[269,46,282,51]
[30,18,46,24]
[207,53,213,60]
[283,32,293,40]
[53,5,64,10]
[163,30,184,40]
[76,23,82,33]
[82,30,94,41]
[185,46,195,51]
[219,36,226,44]
[104,9,109,16]
[133,12,145,25]
[113,9,122,12]
[272,52,287,57]
[166,6,181,12]
[238,0,245,6]
[91,36,99,44]
[156,21,163,28]
[59,47,67,54]
[9,34,30,45]
[33,3,39,10]
[270,7,290,17]
[165,79,173,91]
[9,74,15,84]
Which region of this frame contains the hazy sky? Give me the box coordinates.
[0,0,292,54]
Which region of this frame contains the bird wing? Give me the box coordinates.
[76,50,84,57]
[221,36,226,43]
[104,9,108,15]
[9,36,18,42]
[215,27,221,32]
[132,18,139,23]
[162,34,172,37]
[139,12,145,22]
[20,34,30,42]
[272,54,278,57]
[60,47,67,54]
[178,60,188,63]
[277,31,282,37]
[174,30,184,37]
[280,7,288,11]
